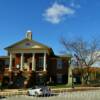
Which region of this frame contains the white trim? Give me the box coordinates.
[32,53,35,71]
[9,53,12,71]
[8,50,49,54]
[20,53,24,71]
[43,53,46,71]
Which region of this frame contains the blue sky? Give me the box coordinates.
[0,0,100,55]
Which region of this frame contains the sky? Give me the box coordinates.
[0,0,100,56]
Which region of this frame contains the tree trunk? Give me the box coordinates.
[67,66,73,86]
[81,73,90,85]
[81,76,86,85]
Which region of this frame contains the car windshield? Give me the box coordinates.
[30,85,50,90]
[40,89,43,91]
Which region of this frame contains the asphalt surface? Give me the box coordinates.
[2,90,100,100]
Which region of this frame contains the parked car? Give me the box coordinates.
[27,86,51,96]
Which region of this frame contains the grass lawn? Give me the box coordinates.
[48,84,85,89]
[48,84,73,89]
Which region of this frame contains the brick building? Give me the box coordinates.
[0,31,70,88]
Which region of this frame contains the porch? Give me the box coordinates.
[8,52,47,72]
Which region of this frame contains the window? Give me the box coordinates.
[25,42,31,47]
[57,59,62,69]
[57,74,62,83]
[38,57,44,68]
[5,60,9,66]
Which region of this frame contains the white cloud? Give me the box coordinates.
[43,2,75,24]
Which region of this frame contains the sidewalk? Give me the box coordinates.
[51,87,100,93]
[0,87,100,96]
[0,89,27,96]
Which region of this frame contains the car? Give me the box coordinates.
[27,86,51,96]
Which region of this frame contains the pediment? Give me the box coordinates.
[5,39,50,50]
[14,40,43,49]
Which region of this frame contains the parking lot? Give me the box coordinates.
[2,90,100,100]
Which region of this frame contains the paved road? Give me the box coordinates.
[2,90,100,100]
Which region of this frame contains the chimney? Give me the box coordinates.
[26,30,32,40]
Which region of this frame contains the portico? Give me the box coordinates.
[9,51,47,72]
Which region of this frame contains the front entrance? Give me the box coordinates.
[24,53,32,70]
[36,54,44,71]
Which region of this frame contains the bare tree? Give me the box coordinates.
[61,37,100,84]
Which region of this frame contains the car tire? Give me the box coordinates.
[35,92,38,97]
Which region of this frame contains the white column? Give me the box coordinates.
[43,53,47,71]
[20,53,24,71]
[32,53,35,71]
[9,53,12,71]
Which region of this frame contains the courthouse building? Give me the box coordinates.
[0,31,70,88]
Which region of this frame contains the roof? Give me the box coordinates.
[5,38,51,50]
[56,54,71,58]
[49,54,71,60]
[0,56,9,59]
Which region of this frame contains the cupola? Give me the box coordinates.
[26,30,32,40]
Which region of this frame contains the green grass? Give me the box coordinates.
[48,83,85,89]
[48,84,72,89]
